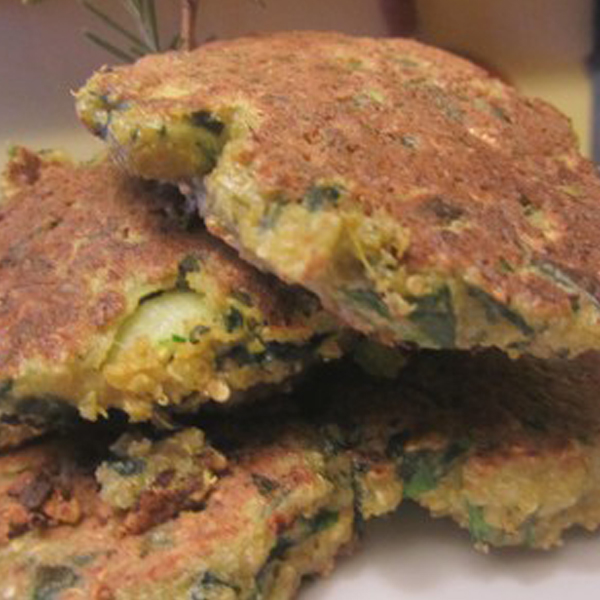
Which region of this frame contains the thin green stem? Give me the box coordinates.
[84,30,136,62]
[81,0,151,52]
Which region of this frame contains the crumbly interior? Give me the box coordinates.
[5,257,342,423]
[200,153,600,357]
[75,39,600,359]
[3,351,600,597]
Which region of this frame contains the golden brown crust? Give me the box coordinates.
[77,32,600,350]
[0,149,330,390]
[1,350,600,597]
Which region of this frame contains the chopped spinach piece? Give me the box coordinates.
[261,341,307,363]
[534,259,600,311]
[231,290,253,307]
[467,286,533,336]
[474,98,510,123]
[269,536,295,561]
[70,554,98,567]
[351,462,367,535]
[344,288,391,319]
[467,504,496,544]
[401,134,419,149]
[490,104,510,123]
[251,473,280,496]
[409,287,456,348]
[190,111,225,135]
[428,86,464,121]
[224,307,244,332]
[108,456,146,477]
[33,565,79,600]
[217,340,310,370]
[190,571,239,600]
[0,379,13,397]
[259,200,286,230]
[303,185,341,212]
[171,334,188,343]
[423,196,464,223]
[517,194,536,217]
[253,537,294,598]
[497,258,514,273]
[401,442,468,499]
[306,509,339,535]
[522,518,536,547]
[189,325,211,343]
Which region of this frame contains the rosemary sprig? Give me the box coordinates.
[81,0,196,62]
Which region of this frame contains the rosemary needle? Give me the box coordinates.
[81,0,166,62]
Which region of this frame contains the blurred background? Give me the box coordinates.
[0,0,595,162]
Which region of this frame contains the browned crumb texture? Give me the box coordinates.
[0,149,316,376]
[2,351,600,598]
[77,32,600,353]
[0,148,340,421]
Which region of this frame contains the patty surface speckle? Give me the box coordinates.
[0,148,343,423]
[77,31,600,357]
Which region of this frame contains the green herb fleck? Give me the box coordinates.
[33,565,79,600]
[190,571,239,600]
[401,135,419,149]
[498,258,514,273]
[424,197,464,223]
[109,457,146,477]
[401,442,468,499]
[189,325,210,343]
[344,288,391,319]
[409,287,456,348]
[70,554,98,568]
[224,307,244,332]
[306,509,339,535]
[534,259,600,311]
[190,111,225,135]
[467,286,533,336]
[231,290,253,307]
[251,473,280,496]
[0,379,13,397]
[259,201,286,230]
[171,334,187,343]
[303,185,341,212]
[467,504,495,544]
[522,518,536,547]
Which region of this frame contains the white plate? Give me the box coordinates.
[304,504,600,600]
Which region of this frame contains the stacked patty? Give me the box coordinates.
[2,351,600,599]
[77,32,600,357]
[0,148,343,423]
[2,30,600,600]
